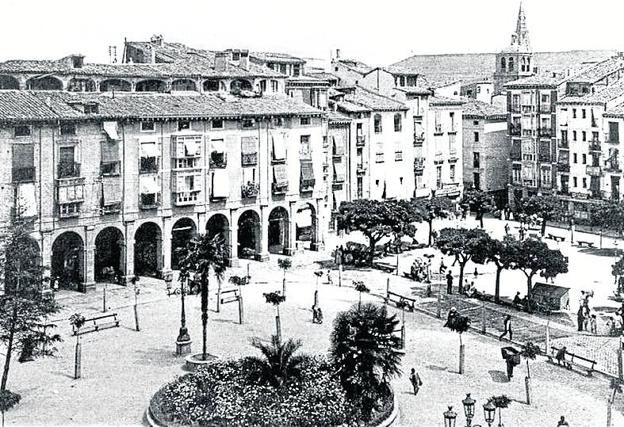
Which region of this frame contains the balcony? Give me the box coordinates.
[538,128,553,138]
[241,182,259,199]
[433,125,443,135]
[605,161,622,173]
[209,153,227,168]
[414,158,425,171]
[509,125,521,136]
[557,163,570,172]
[510,105,521,114]
[356,135,366,147]
[586,165,602,177]
[300,178,315,192]
[356,163,367,174]
[539,104,552,114]
[12,166,35,183]
[558,139,569,149]
[241,152,258,166]
[521,105,534,114]
[272,182,288,195]
[413,135,425,147]
[605,134,620,144]
[100,161,121,176]
[58,162,81,179]
[101,203,121,215]
[174,190,200,206]
[589,141,601,152]
[140,193,161,210]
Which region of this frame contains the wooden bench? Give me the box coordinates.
[73,313,120,336]
[374,262,396,273]
[577,240,595,248]
[546,346,597,376]
[546,234,566,242]
[385,291,416,312]
[219,288,240,304]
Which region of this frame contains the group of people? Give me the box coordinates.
[576,291,598,334]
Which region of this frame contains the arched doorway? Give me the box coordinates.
[95,227,124,282]
[51,232,84,291]
[68,78,96,92]
[171,218,196,270]
[268,206,289,255]
[207,214,230,255]
[26,76,63,90]
[171,79,197,91]
[134,222,162,277]
[237,210,260,259]
[230,79,253,93]
[296,204,317,250]
[136,79,166,92]
[100,79,131,92]
[0,75,19,89]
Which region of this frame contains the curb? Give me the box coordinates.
[376,388,399,427]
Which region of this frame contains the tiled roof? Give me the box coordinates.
[559,78,624,105]
[604,102,624,118]
[327,110,352,123]
[286,76,330,87]
[460,97,506,119]
[305,71,340,83]
[343,86,408,112]
[504,75,566,88]
[385,65,421,76]
[251,52,305,64]
[565,56,624,84]
[336,100,371,114]
[395,87,433,96]
[390,50,617,84]
[0,91,324,122]
[336,59,372,76]
[429,96,464,106]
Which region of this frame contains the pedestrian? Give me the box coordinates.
[557,415,569,426]
[439,260,447,274]
[327,269,333,286]
[505,356,515,379]
[504,223,510,235]
[583,309,590,332]
[499,315,513,341]
[409,368,422,395]
[513,292,522,305]
[555,346,568,367]
[578,291,586,308]
[444,307,458,328]
[446,271,454,294]
[315,306,323,324]
[473,267,479,279]
[577,306,584,332]
[607,317,615,336]
[590,314,597,334]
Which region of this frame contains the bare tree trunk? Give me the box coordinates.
[494,266,502,303]
[201,276,209,361]
[458,260,467,294]
[428,220,433,246]
[1,309,17,392]
[541,218,546,236]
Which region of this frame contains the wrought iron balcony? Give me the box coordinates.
[57,162,81,179]
[12,166,36,183]
[241,182,260,198]
[356,135,366,146]
[586,165,602,177]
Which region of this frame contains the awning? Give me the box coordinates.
[103,121,120,141]
[273,164,288,187]
[333,135,345,156]
[140,142,159,157]
[300,161,314,182]
[140,175,159,194]
[102,176,121,205]
[241,136,257,154]
[211,139,225,153]
[184,138,200,156]
[333,161,346,182]
[272,133,286,161]
[16,183,37,217]
[12,144,34,169]
[211,169,229,198]
[101,140,119,163]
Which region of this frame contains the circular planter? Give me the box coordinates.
[184,353,217,371]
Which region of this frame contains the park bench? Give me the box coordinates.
[374,261,396,273]
[72,313,119,336]
[547,346,597,376]
[385,291,416,312]
[528,233,541,239]
[219,288,240,304]
[577,240,595,248]
[546,234,566,242]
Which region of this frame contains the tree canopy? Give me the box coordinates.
[518,196,566,235]
[412,197,454,245]
[462,189,495,228]
[472,236,517,302]
[436,227,490,293]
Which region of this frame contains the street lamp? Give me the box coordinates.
[483,401,496,427]
[462,393,475,426]
[443,406,457,427]
[175,275,192,356]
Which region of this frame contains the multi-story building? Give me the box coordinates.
[2,91,326,292]
[461,99,508,202]
[505,76,560,207]
[460,79,494,104]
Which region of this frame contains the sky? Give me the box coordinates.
[0,0,623,67]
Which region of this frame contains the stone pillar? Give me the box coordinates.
[124,228,135,283]
[228,209,239,267]
[311,199,324,251]
[161,217,172,277]
[84,226,96,292]
[257,207,270,262]
[285,202,296,255]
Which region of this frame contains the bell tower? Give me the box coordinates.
[494,2,534,95]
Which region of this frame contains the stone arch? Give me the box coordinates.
[230,79,253,93]
[136,79,167,92]
[171,217,197,269]
[26,75,63,90]
[206,213,230,251]
[500,57,506,72]
[134,221,162,277]
[171,79,197,91]
[268,206,289,255]
[100,79,132,92]
[203,79,220,92]
[508,57,514,72]
[296,202,318,250]
[51,231,84,291]
[68,78,96,92]
[0,75,19,89]
[237,209,261,258]
[94,226,125,282]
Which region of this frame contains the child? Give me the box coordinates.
[590,314,597,334]
[327,269,333,286]
[409,368,422,395]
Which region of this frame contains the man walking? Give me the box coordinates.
[409,368,422,395]
[499,315,513,341]
[446,270,453,294]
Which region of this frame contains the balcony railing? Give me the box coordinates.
[12,166,36,183]
[413,135,425,147]
[538,128,552,138]
[522,105,534,114]
[174,191,200,205]
[272,182,288,194]
[241,152,258,166]
[586,165,602,177]
[356,163,367,174]
[433,125,443,135]
[241,182,259,199]
[414,157,425,171]
[356,135,366,146]
[58,162,81,179]
[300,178,315,192]
[101,203,122,215]
[509,125,521,136]
[589,141,601,151]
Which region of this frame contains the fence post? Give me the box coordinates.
[545,320,550,355]
[481,300,486,334]
[338,264,343,287]
[400,325,405,349]
[396,254,399,276]
[618,336,623,381]
[238,295,244,325]
[102,284,107,313]
[437,283,442,319]
[74,336,81,380]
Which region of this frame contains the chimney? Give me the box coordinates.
[336,49,341,59]
[239,49,249,71]
[150,45,156,64]
[150,34,163,47]
[215,52,227,72]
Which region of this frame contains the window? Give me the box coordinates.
[582,154,587,164]
[84,104,99,114]
[436,166,442,189]
[582,177,587,188]
[473,120,479,126]
[271,80,279,92]
[450,164,456,182]
[300,135,311,160]
[140,121,155,132]
[60,123,76,136]
[212,119,223,129]
[582,109,586,119]
[357,177,363,198]
[573,109,577,118]
[449,112,455,131]
[474,132,480,142]
[610,122,620,142]
[512,164,521,183]
[501,57,507,71]
[204,80,219,91]
[12,144,35,182]
[573,153,578,164]
[573,131,577,141]
[394,113,402,132]
[541,94,550,104]
[260,80,267,92]
[573,177,578,187]
[14,126,30,137]
[242,119,255,128]
[58,146,78,178]
[293,64,301,77]
[508,57,514,72]
[178,121,190,131]
[582,131,586,142]
[394,140,403,161]
[375,141,384,163]
[280,64,287,74]
[473,152,480,168]
[374,114,382,133]
[300,117,311,126]
[473,172,480,190]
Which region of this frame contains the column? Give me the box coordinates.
[229,209,239,267]
[124,222,135,282]
[40,232,52,294]
[285,202,296,255]
[311,199,325,251]
[161,217,172,277]
[83,226,96,292]
[257,207,270,262]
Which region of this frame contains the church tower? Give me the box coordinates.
[494,2,534,94]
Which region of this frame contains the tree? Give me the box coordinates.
[589,202,624,249]
[508,239,568,306]
[177,233,228,361]
[443,312,471,374]
[330,303,403,420]
[462,189,494,228]
[0,220,61,400]
[353,281,370,310]
[473,236,517,303]
[277,258,292,296]
[520,342,540,405]
[264,291,286,341]
[0,390,20,427]
[436,228,490,293]
[243,335,306,388]
[337,200,416,265]
[608,378,623,427]
[518,195,564,236]
[413,197,453,246]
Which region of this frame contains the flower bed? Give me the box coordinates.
[150,357,362,427]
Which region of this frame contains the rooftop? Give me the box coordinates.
[334,58,373,76]
[429,96,464,107]
[460,97,506,119]
[341,86,408,112]
[250,51,305,64]
[566,56,624,84]
[504,74,567,88]
[559,78,624,105]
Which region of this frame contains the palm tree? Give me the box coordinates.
[277,258,292,296]
[444,313,471,374]
[520,342,540,405]
[330,303,403,420]
[243,335,306,388]
[353,281,370,310]
[0,390,20,427]
[264,291,286,342]
[177,233,228,361]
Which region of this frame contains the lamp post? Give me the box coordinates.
[175,277,192,355]
[462,393,475,427]
[483,401,496,427]
[443,406,457,427]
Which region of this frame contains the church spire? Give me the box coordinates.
[512,1,531,52]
